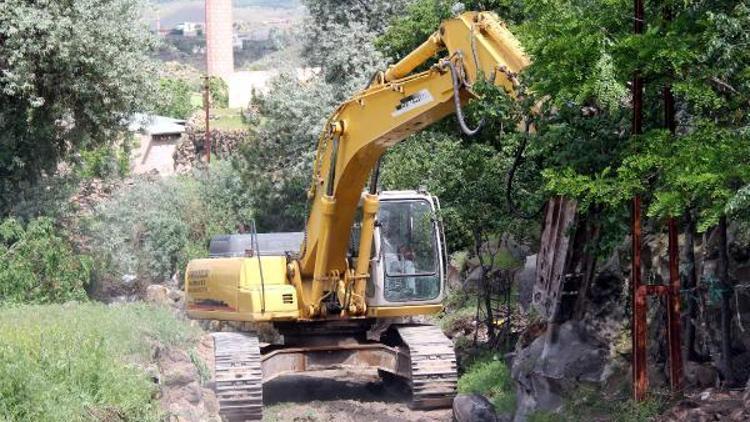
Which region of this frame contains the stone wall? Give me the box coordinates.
[173,121,247,173]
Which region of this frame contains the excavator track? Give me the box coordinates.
[396,325,458,409]
[212,332,263,421]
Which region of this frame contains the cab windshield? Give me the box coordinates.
[379,200,440,302]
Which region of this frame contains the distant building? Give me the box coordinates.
[128,114,187,175]
[173,22,204,37]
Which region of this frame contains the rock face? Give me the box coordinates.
[515,254,537,313]
[156,335,219,421]
[660,388,750,421]
[511,321,613,420]
[145,282,185,311]
[453,394,501,422]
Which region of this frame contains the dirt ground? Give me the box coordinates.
[261,369,452,422]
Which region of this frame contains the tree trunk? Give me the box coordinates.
[474,229,495,344]
[717,215,734,384]
[683,210,701,361]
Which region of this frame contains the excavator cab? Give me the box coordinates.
[364,190,446,308]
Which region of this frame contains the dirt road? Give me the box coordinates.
[262,369,452,422]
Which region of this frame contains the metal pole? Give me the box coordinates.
[204,76,211,165]
[631,0,647,402]
[204,1,211,166]
[667,218,684,391]
[632,196,648,401]
[663,2,683,393]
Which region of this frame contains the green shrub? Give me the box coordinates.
[0,217,91,304]
[78,135,133,179]
[0,302,200,421]
[208,76,229,108]
[155,77,196,119]
[79,146,120,179]
[458,355,516,414]
[84,160,254,284]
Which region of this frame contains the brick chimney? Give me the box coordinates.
[206,0,234,79]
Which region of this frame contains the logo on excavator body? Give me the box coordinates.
[392,89,434,117]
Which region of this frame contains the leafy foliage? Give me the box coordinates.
[0,218,91,305]
[0,0,156,214]
[84,161,253,283]
[155,78,196,119]
[382,130,538,251]
[209,76,229,109]
[301,0,409,97]
[0,302,200,421]
[237,74,334,231]
[77,135,134,180]
[376,0,527,60]
[518,0,750,229]
[237,0,409,231]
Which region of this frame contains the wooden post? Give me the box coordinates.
[204,75,211,165]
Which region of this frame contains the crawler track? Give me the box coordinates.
[396,325,458,409]
[212,332,263,421]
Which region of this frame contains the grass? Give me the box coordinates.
[189,93,203,108]
[0,302,202,421]
[457,355,516,414]
[528,385,667,422]
[189,348,211,385]
[211,108,249,131]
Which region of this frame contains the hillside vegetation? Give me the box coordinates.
[0,303,200,421]
[1,0,750,420]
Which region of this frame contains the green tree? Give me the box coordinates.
[0,0,155,214]
[237,0,409,231]
[155,78,195,119]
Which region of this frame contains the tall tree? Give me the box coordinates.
[0,0,155,215]
[237,0,410,230]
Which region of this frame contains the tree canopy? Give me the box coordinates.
[0,0,155,214]
[377,0,750,242]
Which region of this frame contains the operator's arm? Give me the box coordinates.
[294,11,528,317]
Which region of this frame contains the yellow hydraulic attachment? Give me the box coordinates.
[184,11,529,420]
[185,11,527,322]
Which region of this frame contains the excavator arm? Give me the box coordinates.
[295,11,529,318]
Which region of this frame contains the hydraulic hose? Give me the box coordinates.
[443,60,484,136]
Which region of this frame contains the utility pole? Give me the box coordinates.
[204,0,212,166]
[630,0,647,402]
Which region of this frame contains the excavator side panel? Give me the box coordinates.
[185,256,299,322]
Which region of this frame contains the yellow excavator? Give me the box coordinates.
[185,11,528,420]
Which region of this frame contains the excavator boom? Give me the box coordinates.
[297,11,528,317]
[184,11,528,420]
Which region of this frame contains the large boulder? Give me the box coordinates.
[515,254,536,313]
[684,361,719,389]
[146,284,171,306]
[511,321,614,421]
[453,394,504,422]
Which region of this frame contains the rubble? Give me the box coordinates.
[659,388,749,421]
